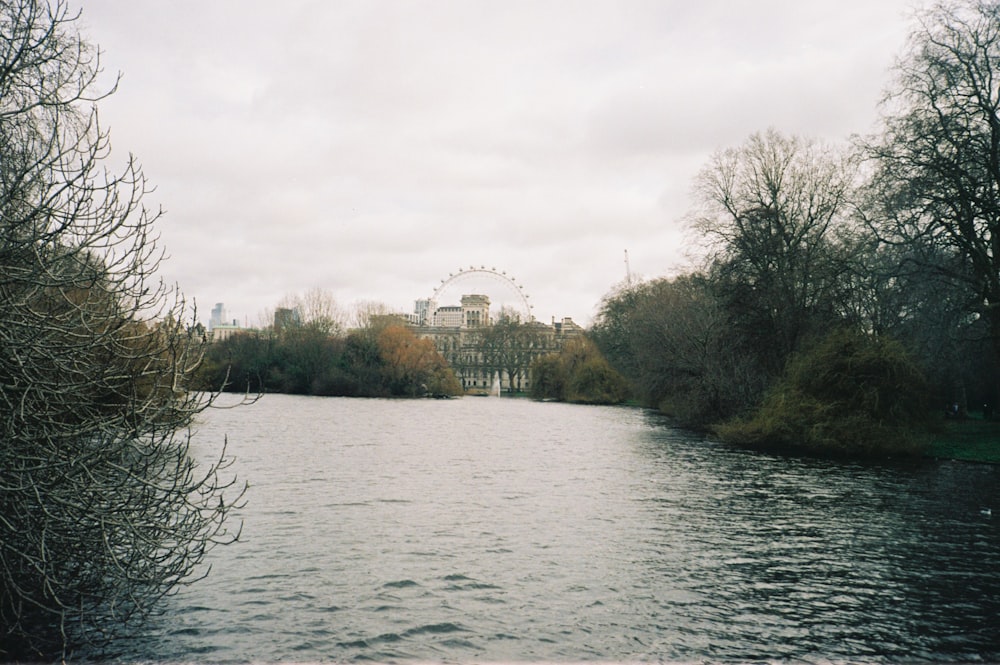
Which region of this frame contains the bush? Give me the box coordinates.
[530,337,630,405]
[530,354,568,400]
[716,328,931,456]
[567,358,631,404]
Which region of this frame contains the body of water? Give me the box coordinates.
[99,394,1000,662]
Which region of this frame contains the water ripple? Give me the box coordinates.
[96,395,1000,663]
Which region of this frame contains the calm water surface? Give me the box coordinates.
[101,394,1000,663]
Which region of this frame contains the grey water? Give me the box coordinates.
[100,394,1000,663]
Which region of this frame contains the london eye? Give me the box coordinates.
[431,266,534,322]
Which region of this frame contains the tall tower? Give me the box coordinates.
[209,303,226,331]
[414,299,437,326]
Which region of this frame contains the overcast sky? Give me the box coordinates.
[80,0,917,327]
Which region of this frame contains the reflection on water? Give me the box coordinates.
[96,394,1000,663]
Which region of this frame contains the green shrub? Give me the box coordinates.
[529,354,567,400]
[530,337,630,405]
[567,358,631,404]
[716,329,931,456]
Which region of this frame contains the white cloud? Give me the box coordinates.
[80,0,916,326]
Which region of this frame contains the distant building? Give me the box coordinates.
[274,307,301,331]
[209,303,226,331]
[432,306,463,327]
[210,323,242,343]
[460,294,490,327]
[410,293,583,393]
[413,299,436,326]
[207,302,244,341]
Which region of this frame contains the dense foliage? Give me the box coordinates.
[590,275,759,426]
[0,1,243,658]
[715,329,931,456]
[529,337,630,404]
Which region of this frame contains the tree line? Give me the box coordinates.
[195,307,463,398]
[591,1,1000,456]
[194,300,631,404]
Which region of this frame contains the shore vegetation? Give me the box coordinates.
[0,1,244,658]
[591,0,1000,459]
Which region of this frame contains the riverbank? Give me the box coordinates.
[927,417,1000,464]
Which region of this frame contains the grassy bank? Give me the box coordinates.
[927,416,1000,464]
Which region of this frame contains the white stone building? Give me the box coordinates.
[411,294,583,393]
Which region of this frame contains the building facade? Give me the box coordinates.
[208,302,243,342]
[410,294,583,393]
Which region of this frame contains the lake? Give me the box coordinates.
[99,394,1000,663]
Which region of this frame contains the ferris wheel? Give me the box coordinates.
[431,266,534,322]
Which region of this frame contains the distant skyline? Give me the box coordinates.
[80,0,918,327]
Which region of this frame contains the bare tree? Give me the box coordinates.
[350,299,396,330]
[475,309,540,393]
[693,129,855,373]
[865,0,1000,360]
[277,287,348,335]
[0,1,244,658]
